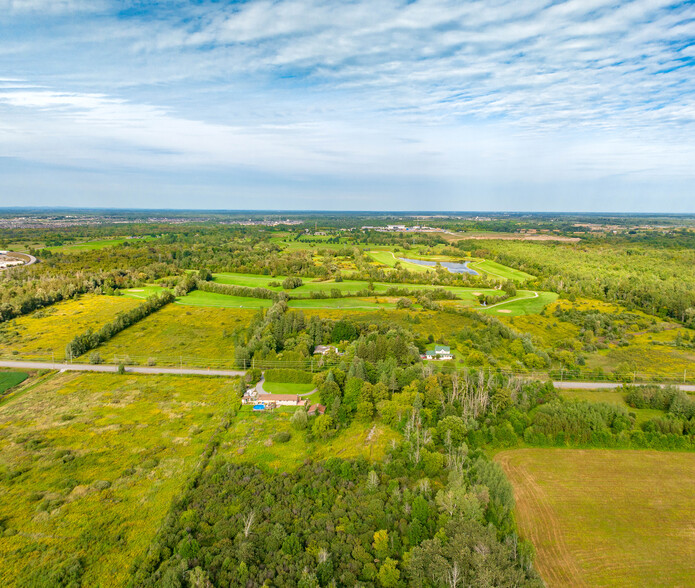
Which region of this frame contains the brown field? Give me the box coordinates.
[496,448,695,587]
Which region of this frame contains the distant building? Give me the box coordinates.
[257,393,305,407]
[314,344,339,355]
[307,404,326,416]
[422,345,453,360]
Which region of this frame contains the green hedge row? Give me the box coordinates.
[264,368,313,384]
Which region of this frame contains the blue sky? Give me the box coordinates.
[1,0,694,211]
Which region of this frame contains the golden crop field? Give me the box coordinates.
[0,372,239,587]
[0,295,142,360]
[496,448,695,588]
[95,304,257,366]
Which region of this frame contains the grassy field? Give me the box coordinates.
[177,290,272,309]
[0,371,28,394]
[221,410,399,472]
[45,238,127,253]
[496,448,695,587]
[0,295,143,360]
[366,249,434,273]
[468,259,535,282]
[480,291,559,317]
[558,389,667,424]
[262,382,315,395]
[288,296,398,310]
[95,305,256,366]
[0,372,239,587]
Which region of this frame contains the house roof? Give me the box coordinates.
[435,345,450,352]
[307,404,326,414]
[258,394,302,402]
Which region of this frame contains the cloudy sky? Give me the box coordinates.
[1,0,694,211]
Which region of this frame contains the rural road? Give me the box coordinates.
[0,360,244,377]
[553,381,695,392]
[2,360,694,391]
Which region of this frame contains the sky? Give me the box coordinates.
[1,0,694,212]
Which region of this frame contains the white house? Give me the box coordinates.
[422,345,453,360]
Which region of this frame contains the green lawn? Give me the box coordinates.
[366,249,434,273]
[0,372,28,394]
[177,290,272,309]
[287,297,397,309]
[481,291,558,316]
[262,382,315,395]
[46,238,126,252]
[469,259,535,282]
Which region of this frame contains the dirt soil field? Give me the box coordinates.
[496,448,695,588]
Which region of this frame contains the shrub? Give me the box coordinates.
[274,431,291,443]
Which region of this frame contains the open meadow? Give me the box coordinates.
[95,304,256,366]
[0,372,239,587]
[496,448,695,588]
[0,295,142,361]
[221,409,399,472]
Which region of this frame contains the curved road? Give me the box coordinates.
[1,360,694,391]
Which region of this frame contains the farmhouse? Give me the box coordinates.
[257,393,305,407]
[421,345,453,360]
[307,404,326,416]
[314,344,339,355]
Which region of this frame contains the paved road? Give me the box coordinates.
[2,360,694,390]
[0,360,245,377]
[553,381,695,392]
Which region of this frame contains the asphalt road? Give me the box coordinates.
[0,360,244,377]
[1,359,694,390]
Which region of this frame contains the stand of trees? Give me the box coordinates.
[64,291,174,358]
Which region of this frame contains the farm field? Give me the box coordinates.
[0,372,240,587]
[94,305,255,366]
[0,371,28,394]
[0,295,142,360]
[496,448,695,588]
[221,410,399,472]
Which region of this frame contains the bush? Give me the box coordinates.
[282,277,303,289]
[89,352,103,365]
[274,431,291,443]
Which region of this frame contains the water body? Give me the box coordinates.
[399,258,478,275]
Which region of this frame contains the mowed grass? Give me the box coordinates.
[366,249,433,273]
[262,382,315,395]
[496,449,695,588]
[95,305,256,366]
[0,372,239,587]
[222,411,399,472]
[288,297,398,310]
[0,295,143,360]
[177,290,272,309]
[480,291,558,317]
[45,238,127,253]
[0,371,29,394]
[468,259,535,282]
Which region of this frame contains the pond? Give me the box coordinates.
[399,258,478,275]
